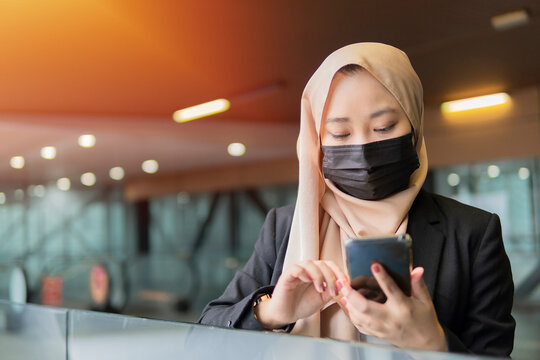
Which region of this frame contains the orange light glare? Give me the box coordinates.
[441,93,509,114]
[173,99,230,123]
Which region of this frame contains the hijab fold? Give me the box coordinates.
[282,43,428,341]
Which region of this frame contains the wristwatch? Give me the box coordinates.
[252,293,294,333]
[253,293,272,309]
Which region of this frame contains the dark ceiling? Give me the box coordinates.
[0,0,539,188]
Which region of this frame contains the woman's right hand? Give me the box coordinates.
[254,260,347,329]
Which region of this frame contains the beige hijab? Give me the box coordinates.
[282,43,428,340]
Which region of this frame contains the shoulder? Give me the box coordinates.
[274,203,295,222]
[263,204,295,241]
[412,190,503,258]
[414,190,495,226]
[257,204,295,243]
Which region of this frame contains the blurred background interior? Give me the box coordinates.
[0,1,539,359]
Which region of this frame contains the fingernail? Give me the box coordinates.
[340,297,347,306]
[372,264,380,273]
[336,280,343,290]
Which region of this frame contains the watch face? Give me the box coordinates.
[9,266,28,304]
[89,263,110,307]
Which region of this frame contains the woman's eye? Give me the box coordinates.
[330,133,350,139]
[374,124,396,133]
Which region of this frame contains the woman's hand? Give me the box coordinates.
[338,264,448,352]
[254,260,346,329]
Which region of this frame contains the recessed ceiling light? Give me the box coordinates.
[109,166,125,181]
[57,178,71,191]
[81,172,96,187]
[34,185,46,197]
[447,173,460,187]
[173,99,230,123]
[10,156,25,169]
[518,167,530,180]
[142,160,159,174]
[227,142,246,157]
[78,134,96,148]
[491,9,529,31]
[441,93,509,114]
[40,146,57,160]
[487,165,500,179]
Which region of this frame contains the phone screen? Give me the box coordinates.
[344,234,412,302]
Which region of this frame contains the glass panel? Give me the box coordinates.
[0,300,67,360]
[67,308,504,360]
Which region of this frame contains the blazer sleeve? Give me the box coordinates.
[447,213,516,356]
[198,208,282,330]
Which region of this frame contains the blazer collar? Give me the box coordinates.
[407,190,445,299]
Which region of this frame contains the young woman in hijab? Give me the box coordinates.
[198,43,515,357]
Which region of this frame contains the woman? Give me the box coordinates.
[198,43,515,356]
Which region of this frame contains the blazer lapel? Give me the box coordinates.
[407,190,445,300]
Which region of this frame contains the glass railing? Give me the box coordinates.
[0,300,67,360]
[0,300,505,360]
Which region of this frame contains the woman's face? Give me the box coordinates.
[321,70,412,146]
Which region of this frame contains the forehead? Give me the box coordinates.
[325,70,401,113]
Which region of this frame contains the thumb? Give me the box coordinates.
[411,267,431,303]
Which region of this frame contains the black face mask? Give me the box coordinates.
[321,133,419,200]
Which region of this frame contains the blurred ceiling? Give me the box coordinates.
[1,0,539,190]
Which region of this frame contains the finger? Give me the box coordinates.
[371,262,407,303]
[314,261,339,296]
[411,267,432,304]
[323,261,349,296]
[287,264,313,284]
[339,280,387,319]
[325,261,348,282]
[301,261,327,292]
[340,287,386,336]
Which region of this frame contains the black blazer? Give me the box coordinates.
[199,190,515,357]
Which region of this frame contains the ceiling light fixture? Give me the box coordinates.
[78,134,96,148]
[487,165,501,179]
[57,178,71,191]
[10,156,25,169]
[40,146,57,160]
[142,160,159,174]
[518,167,530,180]
[81,172,97,187]
[34,185,46,197]
[491,9,529,31]
[441,93,509,114]
[109,166,125,181]
[173,99,230,123]
[227,142,246,157]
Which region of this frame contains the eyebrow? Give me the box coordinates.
[370,107,397,119]
[325,117,349,124]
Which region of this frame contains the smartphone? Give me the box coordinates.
[344,234,412,302]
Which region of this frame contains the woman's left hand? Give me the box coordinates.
[338,264,448,352]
